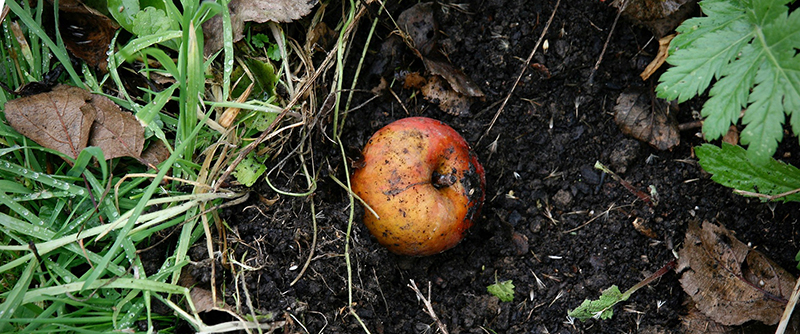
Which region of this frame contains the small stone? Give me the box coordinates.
[580,165,600,184]
[609,138,642,174]
[511,232,529,256]
[552,189,573,209]
[508,210,523,226]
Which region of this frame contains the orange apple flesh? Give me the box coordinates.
[352,117,485,256]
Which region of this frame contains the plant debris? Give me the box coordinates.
[47,0,119,71]
[612,0,697,37]
[396,2,483,116]
[614,87,679,150]
[203,0,317,55]
[4,85,143,161]
[677,220,795,326]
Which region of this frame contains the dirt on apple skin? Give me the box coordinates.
[176,0,800,333]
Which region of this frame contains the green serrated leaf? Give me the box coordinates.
[657,0,800,163]
[487,280,515,302]
[233,152,267,187]
[696,143,800,202]
[568,285,625,321]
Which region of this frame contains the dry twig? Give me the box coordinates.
[408,280,448,334]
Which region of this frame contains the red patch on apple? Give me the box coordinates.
[352,117,486,256]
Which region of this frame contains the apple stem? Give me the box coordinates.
[432,172,457,189]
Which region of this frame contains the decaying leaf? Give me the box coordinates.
[4,85,96,160]
[612,0,698,37]
[614,87,679,150]
[203,0,317,55]
[421,76,472,116]
[88,94,144,160]
[397,2,438,57]
[47,0,119,71]
[677,221,795,326]
[140,140,171,168]
[423,58,484,98]
[395,2,484,116]
[640,34,675,81]
[4,85,144,161]
[681,298,734,334]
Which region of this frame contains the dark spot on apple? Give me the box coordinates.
[432,171,457,189]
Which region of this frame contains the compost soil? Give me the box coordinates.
[194,0,800,333]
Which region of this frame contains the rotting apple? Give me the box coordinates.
[352,117,485,256]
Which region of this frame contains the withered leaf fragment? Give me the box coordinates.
[614,87,679,150]
[4,85,96,160]
[88,94,144,160]
[677,221,795,326]
[203,0,317,55]
[48,0,119,71]
[396,2,484,116]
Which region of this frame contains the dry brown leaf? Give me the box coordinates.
[190,287,218,313]
[87,94,144,160]
[203,0,316,55]
[677,220,795,326]
[640,34,675,81]
[423,57,485,98]
[397,2,438,57]
[680,298,735,334]
[4,85,96,160]
[722,125,739,146]
[614,87,679,150]
[421,76,472,116]
[403,72,427,90]
[139,141,171,168]
[613,0,698,37]
[48,0,119,71]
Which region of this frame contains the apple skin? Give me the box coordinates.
[352,117,485,256]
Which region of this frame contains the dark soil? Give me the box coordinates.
[196,1,800,333]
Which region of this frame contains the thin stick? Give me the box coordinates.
[587,0,629,86]
[776,275,800,334]
[408,280,449,334]
[734,188,800,201]
[478,0,561,146]
[595,161,654,207]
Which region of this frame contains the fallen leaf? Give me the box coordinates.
[394,2,483,117]
[4,85,145,162]
[640,34,675,81]
[680,298,734,334]
[203,0,317,56]
[613,0,698,37]
[722,125,739,146]
[190,287,219,313]
[397,2,438,57]
[47,0,119,71]
[139,140,171,168]
[88,94,144,160]
[614,87,679,150]
[423,57,485,98]
[403,72,427,90]
[677,220,795,326]
[421,76,472,116]
[4,85,96,160]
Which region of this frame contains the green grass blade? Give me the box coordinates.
[0,259,38,332]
